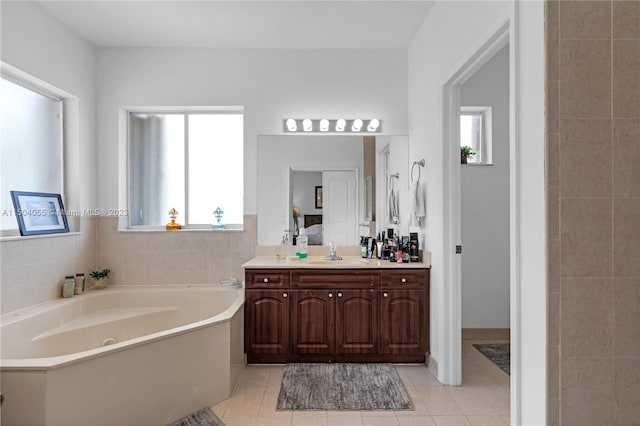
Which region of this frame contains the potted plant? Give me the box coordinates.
[461,146,476,164]
[90,268,111,290]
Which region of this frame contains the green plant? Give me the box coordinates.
[90,268,111,280]
[461,145,476,159]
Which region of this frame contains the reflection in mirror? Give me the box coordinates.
[257,135,408,246]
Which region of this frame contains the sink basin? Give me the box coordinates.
[306,258,370,266]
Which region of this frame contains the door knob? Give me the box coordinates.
[337,292,343,298]
[263,278,269,283]
[383,292,388,298]
[328,292,333,298]
[401,278,407,283]
[283,292,288,298]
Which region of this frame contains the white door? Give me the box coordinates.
[322,170,357,246]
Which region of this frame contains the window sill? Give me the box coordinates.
[119,226,245,233]
[0,231,82,242]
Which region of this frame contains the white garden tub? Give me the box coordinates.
[0,285,245,426]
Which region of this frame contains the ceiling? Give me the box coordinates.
[37,1,433,49]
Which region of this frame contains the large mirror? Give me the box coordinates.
[257,135,409,246]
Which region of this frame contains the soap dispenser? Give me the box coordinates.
[276,233,288,260]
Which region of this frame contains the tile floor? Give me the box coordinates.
[212,340,510,426]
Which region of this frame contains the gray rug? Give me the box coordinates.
[473,343,510,375]
[168,407,224,426]
[277,363,413,410]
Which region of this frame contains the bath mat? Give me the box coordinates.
[473,343,510,375]
[277,363,412,410]
[168,407,225,426]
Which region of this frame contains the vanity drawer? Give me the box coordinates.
[291,269,379,289]
[380,269,428,289]
[245,270,290,289]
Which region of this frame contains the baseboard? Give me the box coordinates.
[462,328,510,341]
[428,354,438,378]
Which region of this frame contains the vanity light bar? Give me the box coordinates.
[283,118,382,133]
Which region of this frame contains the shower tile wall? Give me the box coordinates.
[546,1,640,424]
[97,215,257,285]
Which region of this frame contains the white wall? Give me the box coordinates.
[96,48,408,215]
[408,0,512,380]
[257,135,363,245]
[408,1,546,422]
[0,2,97,313]
[460,45,510,328]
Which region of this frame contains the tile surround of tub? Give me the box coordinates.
[0,217,98,313]
[546,1,640,423]
[96,215,257,286]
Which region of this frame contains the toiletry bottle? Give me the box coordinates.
[74,273,85,295]
[276,234,288,260]
[360,236,368,258]
[296,229,308,259]
[62,276,75,298]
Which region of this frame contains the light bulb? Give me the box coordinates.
[335,119,346,132]
[319,119,329,132]
[286,118,297,132]
[367,119,380,132]
[352,119,363,132]
[303,119,313,132]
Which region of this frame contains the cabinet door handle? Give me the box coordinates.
[263,278,269,283]
[401,278,407,283]
[328,292,333,298]
[283,292,288,298]
[383,292,388,298]
[337,292,343,298]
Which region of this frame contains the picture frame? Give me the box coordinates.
[10,191,69,236]
[315,186,323,209]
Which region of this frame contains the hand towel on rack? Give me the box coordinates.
[387,189,399,224]
[409,181,426,227]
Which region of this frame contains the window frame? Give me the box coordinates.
[0,72,66,237]
[122,106,244,231]
[460,106,493,165]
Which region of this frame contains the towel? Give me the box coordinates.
[387,189,399,224]
[409,181,426,227]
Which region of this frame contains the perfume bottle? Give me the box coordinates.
[166,208,182,230]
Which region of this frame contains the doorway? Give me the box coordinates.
[459,42,511,389]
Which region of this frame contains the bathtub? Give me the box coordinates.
[0,285,245,426]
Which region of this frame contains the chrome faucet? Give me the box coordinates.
[219,278,243,288]
[324,242,343,261]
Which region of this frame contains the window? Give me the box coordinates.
[1,76,64,232]
[460,106,492,165]
[127,109,243,228]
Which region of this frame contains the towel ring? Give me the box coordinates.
[411,159,425,182]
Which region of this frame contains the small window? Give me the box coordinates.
[127,109,244,228]
[460,106,492,165]
[1,76,64,232]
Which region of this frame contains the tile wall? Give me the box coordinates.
[97,215,257,286]
[546,1,640,423]
[0,217,98,313]
[0,215,256,313]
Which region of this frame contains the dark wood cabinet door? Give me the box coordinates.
[380,290,425,354]
[245,290,290,354]
[291,289,335,354]
[335,289,378,354]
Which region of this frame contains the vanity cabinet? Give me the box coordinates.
[291,290,334,355]
[244,270,291,362]
[291,288,378,357]
[244,267,429,363]
[380,270,428,355]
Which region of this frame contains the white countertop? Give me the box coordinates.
[242,254,431,269]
